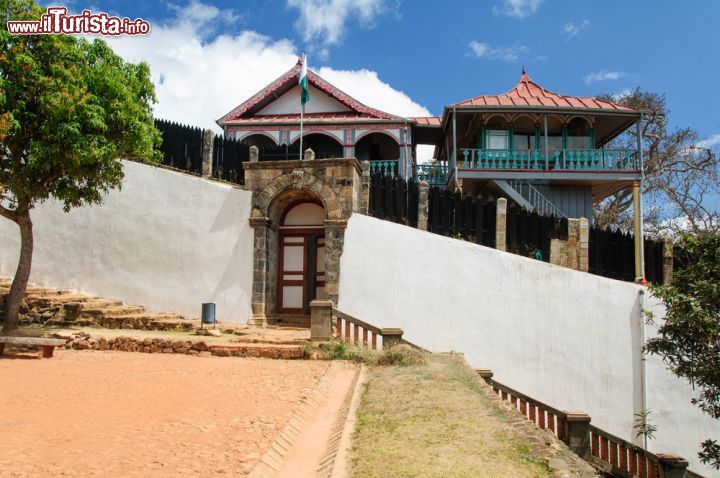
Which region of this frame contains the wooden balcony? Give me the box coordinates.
[455,149,642,194]
[415,164,448,186]
[460,148,639,172]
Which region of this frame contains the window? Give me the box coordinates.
[540,135,563,154]
[486,130,508,150]
[513,134,533,150]
[566,118,592,150]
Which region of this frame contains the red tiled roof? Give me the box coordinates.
[223,112,405,125]
[410,116,442,126]
[217,60,403,126]
[453,69,635,111]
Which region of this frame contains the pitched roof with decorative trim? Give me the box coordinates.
[217,60,405,126]
[410,116,442,126]
[452,69,636,111]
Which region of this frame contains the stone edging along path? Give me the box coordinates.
[247,363,362,478]
[41,331,306,360]
[317,364,367,478]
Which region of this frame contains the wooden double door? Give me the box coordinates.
[277,230,325,315]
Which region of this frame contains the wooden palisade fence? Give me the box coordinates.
[369,173,418,227]
[589,227,666,284]
[154,118,249,186]
[427,186,496,247]
[211,135,249,185]
[154,119,204,174]
[505,204,568,262]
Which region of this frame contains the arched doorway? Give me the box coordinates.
[276,200,326,317]
[239,133,278,149]
[291,133,343,159]
[354,132,400,162]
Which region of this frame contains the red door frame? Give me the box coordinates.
[276,228,325,315]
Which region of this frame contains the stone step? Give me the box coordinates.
[3,277,199,332]
[78,306,147,318]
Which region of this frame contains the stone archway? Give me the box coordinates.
[244,157,364,326]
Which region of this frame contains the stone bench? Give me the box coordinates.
[0,336,66,358]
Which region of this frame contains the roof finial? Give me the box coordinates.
[522,66,526,75]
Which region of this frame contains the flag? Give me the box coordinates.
[299,52,309,106]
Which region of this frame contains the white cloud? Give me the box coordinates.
[610,88,633,102]
[562,19,590,38]
[317,67,430,118]
[492,0,541,18]
[696,133,720,150]
[100,0,433,163]
[583,70,625,84]
[286,0,385,55]
[468,41,527,62]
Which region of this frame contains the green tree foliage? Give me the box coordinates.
[0,0,161,332]
[594,89,719,235]
[646,233,720,469]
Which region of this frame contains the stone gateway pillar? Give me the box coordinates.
[243,158,362,326]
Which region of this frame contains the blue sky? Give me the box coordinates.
[61,0,720,146]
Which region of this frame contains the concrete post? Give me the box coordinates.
[201,129,214,178]
[304,148,315,160]
[578,217,589,272]
[657,454,688,478]
[249,145,259,163]
[379,328,403,348]
[632,180,643,282]
[663,236,674,285]
[360,160,370,215]
[475,369,493,383]
[564,412,591,459]
[310,300,333,342]
[496,197,508,251]
[418,181,430,231]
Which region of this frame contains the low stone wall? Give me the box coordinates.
[17,332,308,360]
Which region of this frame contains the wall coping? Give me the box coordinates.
[243,157,363,175]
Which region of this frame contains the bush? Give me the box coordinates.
[376,344,426,366]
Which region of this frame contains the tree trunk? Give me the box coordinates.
[2,211,33,334]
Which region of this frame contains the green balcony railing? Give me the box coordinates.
[369,160,398,176]
[460,149,639,172]
[415,163,448,186]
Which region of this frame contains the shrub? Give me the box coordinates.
[376,344,426,366]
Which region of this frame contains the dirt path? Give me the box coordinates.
[0,350,328,477]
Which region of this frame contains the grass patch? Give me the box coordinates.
[321,342,426,367]
[350,354,553,478]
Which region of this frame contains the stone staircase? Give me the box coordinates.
[0,278,196,331]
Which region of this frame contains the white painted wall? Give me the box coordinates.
[339,214,719,477]
[258,84,351,115]
[0,161,254,323]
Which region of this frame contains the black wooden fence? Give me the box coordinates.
[154,119,203,175]
[506,205,568,262]
[369,174,418,226]
[589,227,665,283]
[212,135,249,185]
[427,187,496,247]
[258,143,301,161]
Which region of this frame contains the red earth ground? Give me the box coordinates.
[0,350,330,477]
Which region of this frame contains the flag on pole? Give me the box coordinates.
[299,52,310,106]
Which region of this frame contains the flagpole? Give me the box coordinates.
[298,51,310,160]
[299,104,304,160]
